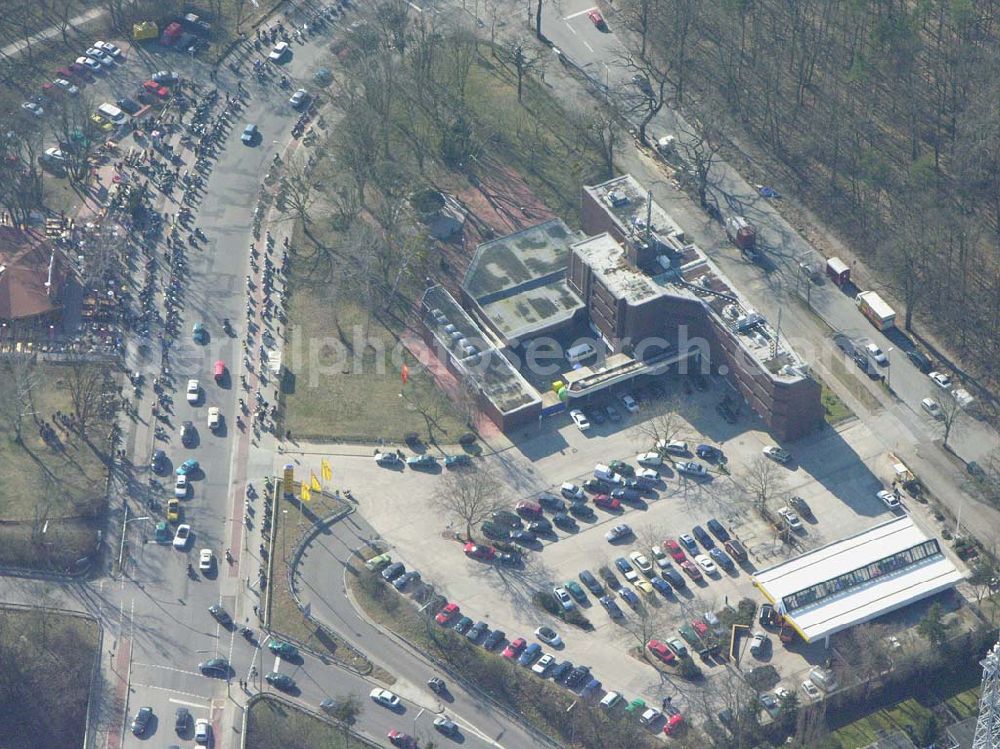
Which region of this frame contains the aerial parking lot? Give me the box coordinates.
[346,373,940,717]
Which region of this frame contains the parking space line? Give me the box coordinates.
[169,696,212,709]
[565,22,578,35]
[132,662,201,675]
[130,682,212,699]
[583,39,594,53]
[564,6,597,19]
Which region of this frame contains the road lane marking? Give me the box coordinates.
[564,6,597,19]
[132,662,203,675]
[583,39,594,52]
[565,22,578,34]
[169,696,212,709]
[130,682,212,699]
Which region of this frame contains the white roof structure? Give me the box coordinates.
[752,516,963,643]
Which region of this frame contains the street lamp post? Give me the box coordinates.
[886,347,894,390]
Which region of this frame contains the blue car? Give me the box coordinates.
[650,576,672,596]
[619,588,640,607]
[517,642,542,666]
[709,547,735,571]
[696,444,723,462]
[599,594,623,618]
[176,459,199,476]
[692,525,715,549]
[707,518,730,541]
[679,533,699,555]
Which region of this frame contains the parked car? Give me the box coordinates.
[569,409,591,431]
[491,510,523,529]
[553,512,577,530]
[604,523,632,542]
[906,348,933,372]
[553,586,575,611]
[599,594,623,618]
[664,539,686,562]
[516,500,543,518]
[435,602,459,624]
[680,560,703,581]
[695,554,718,574]
[560,482,585,501]
[778,507,803,530]
[877,489,901,509]
[921,398,943,419]
[621,393,638,412]
[173,524,191,549]
[724,538,748,563]
[692,525,715,549]
[466,620,489,642]
[658,439,689,455]
[370,688,401,708]
[482,629,505,650]
[502,637,526,659]
[289,87,309,108]
[381,562,406,581]
[679,534,699,554]
[676,461,708,477]
[865,342,888,365]
[661,566,686,589]
[406,454,438,469]
[706,518,730,541]
[268,41,290,61]
[749,632,770,657]
[789,495,813,518]
[762,445,792,464]
[579,569,603,595]
[131,706,153,736]
[538,493,566,512]
[532,653,555,675]
[594,494,622,511]
[709,547,734,570]
[696,444,723,461]
[535,626,562,647]
[464,542,495,561]
[241,123,258,144]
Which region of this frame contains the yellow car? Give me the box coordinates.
[89,113,113,132]
[166,498,181,523]
[633,578,654,595]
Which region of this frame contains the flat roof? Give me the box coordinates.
[421,285,540,414]
[462,219,585,342]
[570,233,662,304]
[753,516,963,643]
[584,175,810,380]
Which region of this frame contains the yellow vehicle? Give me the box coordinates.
[90,113,113,133]
[132,21,159,41]
[166,499,181,523]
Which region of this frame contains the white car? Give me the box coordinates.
[173,523,191,549]
[534,626,562,647]
[552,586,575,611]
[628,551,653,575]
[560,482,584,501]
[921,398,942,419]
[21,101,44,117]
[928,371,952,389]
[289,88,309,108]
[651,545,670,569]
[801,680,821,700]
[86,47,114,65]
[194,718,211,744]
[198,548,213,571]
[637,467,659,481]
[604,524,632,543]
[268,41,290,61]
[93,40,123,58]
[42,147,68,163]
[569,409,590,431]
[207,407,221,430]
[636,451,662,467]
[639,707,662,726]
[532,652,555,674]
[864,342,888,365]
[676,460,708,477]
[174,475,188,498]
[750,631,770,657]
[53,78,79,95]
[762,445,792,464]
[778,507,802,530]
[76,56,102,71]
[694,554,718,574]
[374,451,401,466]
[370,688,400,708]
[877,489,900,510]
[621,394,639,412]
[186,379,199,404]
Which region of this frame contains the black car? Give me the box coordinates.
[553,512,576,531]
[583,479,611,494]
[131,706,153,736]
[661,566,686,589]
[482,629,505,650]
[692,525,715,549]
[511,529,537,545]
[265,672,295,691]
[569,502,595,519]
[491,510,523,530]
[696,444,723,462]
[906,348,933,373]
[199,657,229,677]
[528,518,552,534]
[759,603,776,627]
[621,478,642,491]
[538,494,566,513]
[611,488,641,503]
[452,616,474,634]
[151,448,167,472]
[208,604,232,626]
[579,569,603,596]
[605,404,622,422]
[381,562,406,582]
[565,665,591,688]
[466,621,489,642]
[181,420,195,446]
[175,706,190,732]
[599,567,620,589]
[481,521,510,541]
[706,518,730,542]
[789,495,813,518]
[549,661,573,682]
[496,551,521,566]
[117,97,142,115]
[587,407,606,425]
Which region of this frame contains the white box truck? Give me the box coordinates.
[855,291,895,331]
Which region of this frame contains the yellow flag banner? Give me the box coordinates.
[300,483,311,502]
[310,473,322,492]
[320,459,332,481]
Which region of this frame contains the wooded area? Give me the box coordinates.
[621,0,1000,389]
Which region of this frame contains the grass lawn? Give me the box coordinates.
[246,696,378,749]
[945,685,981,719]
[821,377,854,425]
[0,360,109,570]
[265,481,377,677]
[832,699,935,747]
[282,280,467,444]
[0,607,100,749]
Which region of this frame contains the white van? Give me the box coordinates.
[97,102,126,125]
[593,464,623,484]
[565,342,596,363]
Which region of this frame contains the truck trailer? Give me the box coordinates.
[855,291,895,330]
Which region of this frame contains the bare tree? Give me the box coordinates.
[0,353,38,445]
[584,100,621,180]
[833,623,890,700]
[64,358,108,438]
[634,395,686,451]
[434,467,505,539]
[742,455,785,514]
[676,118,724,210]
[496,39,546,102]
[327,692,363,748]
[620,599,664,654]
[275,161,320,246]
[616,50,670,147]
[936,391,964,448]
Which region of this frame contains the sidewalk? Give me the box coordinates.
[0,6,106,59]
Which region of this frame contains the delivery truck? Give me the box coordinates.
[855,291,895,331]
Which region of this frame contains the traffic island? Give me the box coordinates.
[245,694,380,749]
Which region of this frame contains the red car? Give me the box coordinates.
[663,713,684,735]
[593,494,621,511]
[143,80,169,98]
[691,618,709,637]
[501,637,526,660]
[56,67,74,79]
[646,639,676,664]
[435,602,459,624]
[679,560,703,581]
[587,10,606,28]
[464,542,495,561]
[664,539,686,562]
[387,730,416,748]
[515,500,543,518]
